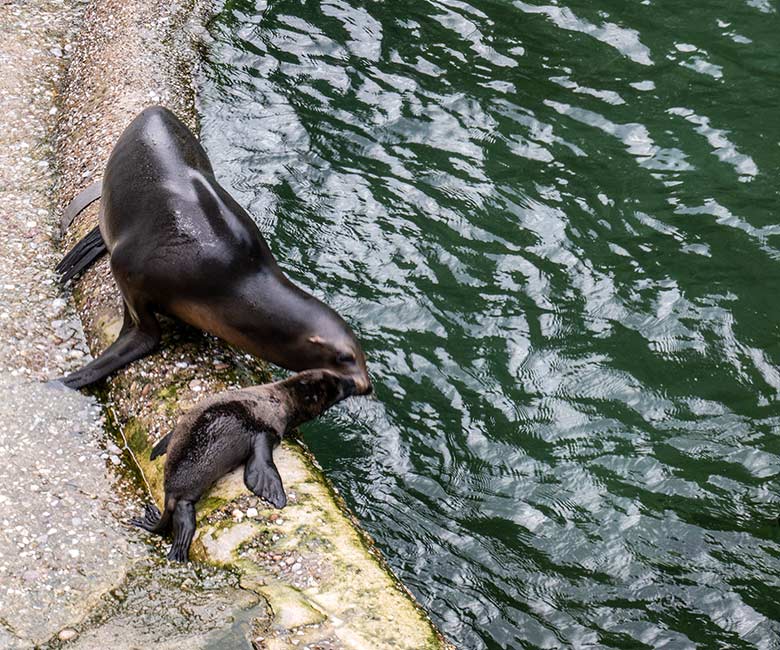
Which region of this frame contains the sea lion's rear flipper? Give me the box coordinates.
[58,303,161,389]
[129,500,173,536]
[150,433,172,460]
[168,500,196,563]
[244,431,287,509]
[56,226,107,283]
[60,179,102,234]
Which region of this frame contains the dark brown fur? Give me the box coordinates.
[130,369,356,562]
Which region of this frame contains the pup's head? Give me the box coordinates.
[283,368,362,428]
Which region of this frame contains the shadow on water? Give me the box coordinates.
[198,0,780,647]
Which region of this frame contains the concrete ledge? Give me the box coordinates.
[56,0,452,647]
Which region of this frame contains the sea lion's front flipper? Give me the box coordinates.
[58,302,161,389]
[244,431,286,509]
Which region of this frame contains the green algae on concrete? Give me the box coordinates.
[203,443,447,650]
[120,402,450,648]
[53,0,453,647]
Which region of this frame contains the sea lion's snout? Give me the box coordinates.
[342,376,358,398]
[307,331,371,396]
[340,372,373,398]
[339,346,372,396]
[353,373,372,396]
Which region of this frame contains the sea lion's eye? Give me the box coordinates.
[337,352,356,364]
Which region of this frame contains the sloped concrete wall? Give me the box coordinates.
[56,1,453,648]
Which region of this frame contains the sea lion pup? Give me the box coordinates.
[55,105,371,395]
[131,369,356,562]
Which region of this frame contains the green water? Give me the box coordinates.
[198,0,780,647]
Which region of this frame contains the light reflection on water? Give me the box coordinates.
[199,0,780,647]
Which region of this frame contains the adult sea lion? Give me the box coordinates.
[131,369,356,562]
[56,105,371,394]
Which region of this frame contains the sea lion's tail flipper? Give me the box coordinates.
[150,432,172,460]
[60,179,102,234]
[244,430,287,509]
[168,500,196,563]
[56,226,107,283]
[129,500,173,536]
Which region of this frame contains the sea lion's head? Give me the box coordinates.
[240,280,373,394]
[302,332,372,396]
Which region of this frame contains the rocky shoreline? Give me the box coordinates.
[1,0,452,647]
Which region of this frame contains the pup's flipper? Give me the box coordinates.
[129,500,173,536]
[150,433,172,460]
[168,500,196,563]
[244,430,286,509]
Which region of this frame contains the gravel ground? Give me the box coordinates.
[0,2,266,647]
[0,0,91,382]
[0,380,145,646]
[0,1,145,645]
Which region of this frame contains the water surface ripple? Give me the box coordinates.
[199,0,780,647]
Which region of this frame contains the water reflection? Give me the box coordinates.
[200,0,780,646]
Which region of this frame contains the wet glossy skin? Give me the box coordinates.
[99,106,371,392]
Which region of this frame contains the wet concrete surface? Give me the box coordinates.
[51,559,269,650]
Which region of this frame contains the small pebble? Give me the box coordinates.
[58,629,78,641]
